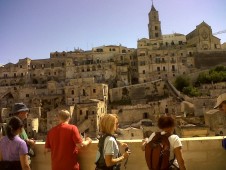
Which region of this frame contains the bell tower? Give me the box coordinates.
[148,0,162,39]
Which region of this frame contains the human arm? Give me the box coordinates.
[174,146,186,170]
[105,151,130,167]
[0,148,2,161]
[141,133,155,151]
[117,140,128,148]
[20,128,35,147]
[25,138,35,146]
[141,138,148,151]
[20,154,31,170]
[19,139,31,170]
[76,137,92,149]
[71,126,92,149]
[44,132,52,155]
[104,136,130,167]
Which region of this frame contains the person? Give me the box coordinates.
[214,93,226,114]
[45,109,92,170]
[165,105,169,115]
[142,115,186,170]
[0,116,31,170]
[95,114,130,170]
[12,103,36,149]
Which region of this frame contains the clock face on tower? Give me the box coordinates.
[201,30,208,40]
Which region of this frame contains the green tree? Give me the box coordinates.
[183,86,200,97]
[174,76,190,91]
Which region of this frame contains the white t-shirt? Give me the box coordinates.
[95,136,119,162]
[104,136,119,158]
[147,131,182,168]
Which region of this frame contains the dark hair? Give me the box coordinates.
[6,116,24,140]
[157,115,175,129]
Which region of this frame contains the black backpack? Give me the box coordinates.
[95,134,120,170]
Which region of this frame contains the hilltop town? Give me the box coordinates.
[1,3,226,140]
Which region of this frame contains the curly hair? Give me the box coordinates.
[157,115,175,129]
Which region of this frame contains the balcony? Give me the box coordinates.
[32,136,226,170]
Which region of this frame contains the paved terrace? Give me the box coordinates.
[32,136,226,170]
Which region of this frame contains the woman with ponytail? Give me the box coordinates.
[0,116,31,170]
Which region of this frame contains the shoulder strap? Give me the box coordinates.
[96,134,115,166]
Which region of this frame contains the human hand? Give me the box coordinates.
[123,149,131,159]
[85,137,92,144]
[27,138,36,146]
[120,142,128,148]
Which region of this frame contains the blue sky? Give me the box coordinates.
[0,0,226,65]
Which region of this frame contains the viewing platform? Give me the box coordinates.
[32,136,226,170]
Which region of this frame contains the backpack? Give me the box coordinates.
[145,132,173,170]
[0,123,7,138]
[95,134,121,170]
[222,138,226,150]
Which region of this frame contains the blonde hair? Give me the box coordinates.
[58,109,70,121]
[100,114,118,135]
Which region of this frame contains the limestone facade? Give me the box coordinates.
[0,3,225,140]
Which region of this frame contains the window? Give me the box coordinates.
[143,112,148,119]
[83,89,86,96]
[71,90,74,95]
[51,63,54,68]
[155,33,159,37]
[20,65,22,68]
[172,65,175,71]
[93,89,96,93]
[155,26,158,30]
[26,94,29,97]
[143,70,145,74]
[80,110,82,115]
[157,67,160,71]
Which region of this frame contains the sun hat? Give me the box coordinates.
[12,103,29,114]
[214,93,226,109]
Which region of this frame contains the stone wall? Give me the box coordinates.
[32,137,226,170]
[194,50,226,69]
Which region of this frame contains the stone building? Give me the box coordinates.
[137,4,193,83]
[72,99,107,137]
[205,109,226,136]
[186,22,221,50]
[0,2,225,140]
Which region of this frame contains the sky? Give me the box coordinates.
[0,0,226,65]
